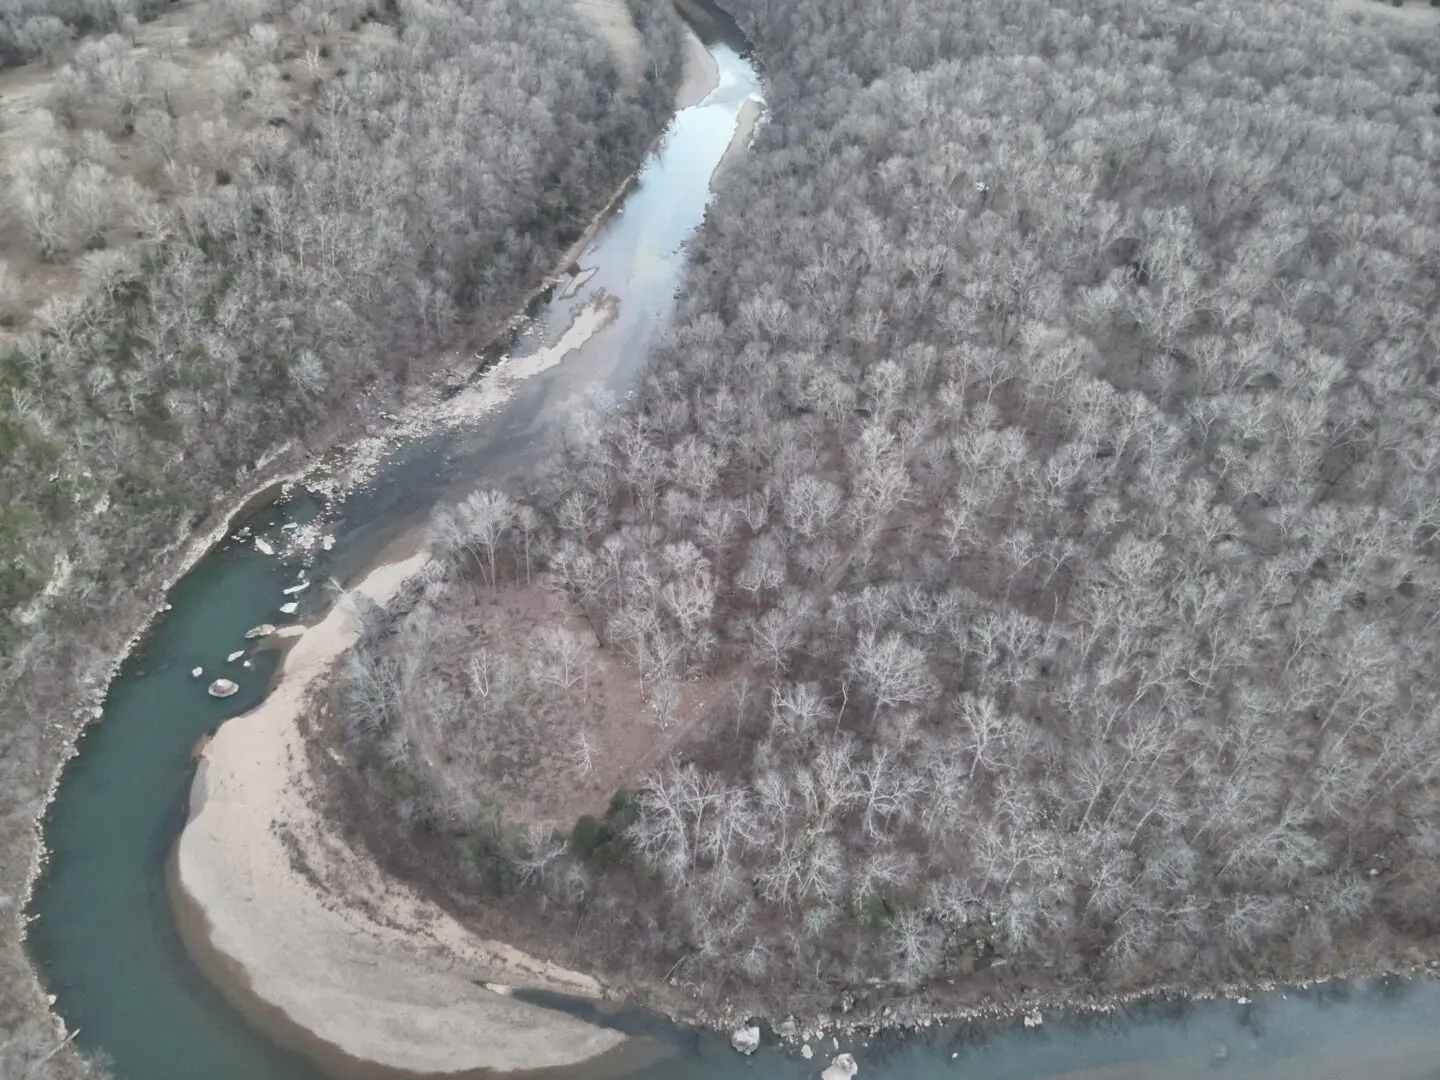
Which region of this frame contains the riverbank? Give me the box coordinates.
[174,548,635,1075]
[9,8,693,1076]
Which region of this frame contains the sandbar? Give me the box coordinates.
[175,550,628,1074]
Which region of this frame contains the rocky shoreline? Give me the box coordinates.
[674,956,1440,1074]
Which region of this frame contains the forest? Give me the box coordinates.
[0,0,680,1072]
[338,0,1440,1022]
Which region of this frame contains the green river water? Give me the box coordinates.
[25,5,1440,1079]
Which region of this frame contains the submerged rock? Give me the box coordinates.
[244,623,276,639]
[207,679,239,698]
[822,1052,858,1080]
[1211,1041,1229,1063]
[730,1025,760,1055]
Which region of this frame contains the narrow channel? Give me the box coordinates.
[24,1,1440,1078]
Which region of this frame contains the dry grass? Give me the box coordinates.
[0,0,380,340]
[573,0,644,87]
[400,578,726,828]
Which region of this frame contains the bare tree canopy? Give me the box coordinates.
[343,0,1440,1019]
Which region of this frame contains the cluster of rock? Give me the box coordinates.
[731,1022,858,1079]
[192,531,316,698]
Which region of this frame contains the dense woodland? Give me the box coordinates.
[346,0,1440,1017]
[0,0,680,1072]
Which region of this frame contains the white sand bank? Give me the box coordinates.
[711,97,763,187]
[676,28,720,109]
[175,550,627,1074]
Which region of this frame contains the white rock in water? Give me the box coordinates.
[242,660,253,669]
[730,1026,760,1056]
[163,603,173,611]
[282,522,299,530]
[244,623,276,639]
[227,650,245,663]
[279,601,299,615]
[1023,1009,1043,1028]
[207,679,239,698]
[254,537,274,555]
[800,1045,813,1060]
[321,534,336,551]
[282,581,309,595]
[822,1053,858,1080]
[191,667,203,678]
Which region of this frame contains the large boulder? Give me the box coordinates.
[730,1025,760,1055]
[822,1053,858,1080]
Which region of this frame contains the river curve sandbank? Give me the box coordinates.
[174,550,629,1074]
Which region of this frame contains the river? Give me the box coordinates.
[23,2,1440,1079]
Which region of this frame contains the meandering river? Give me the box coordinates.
[24,3,1440,1078]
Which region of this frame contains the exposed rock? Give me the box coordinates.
[801,1045,813,1060]
[207,679,239,698]
[255,537,275,555]
[730,1025,760,1055]
[822,1052,858,1080]
[282,581,310,595]
[1023,1009,1043,1028]
[227,651,245,663]
[245,623,277,639]
[279,602,299,615]
[322,534,336,551]
[191,667,203,678]
[777,1018,797,1040]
